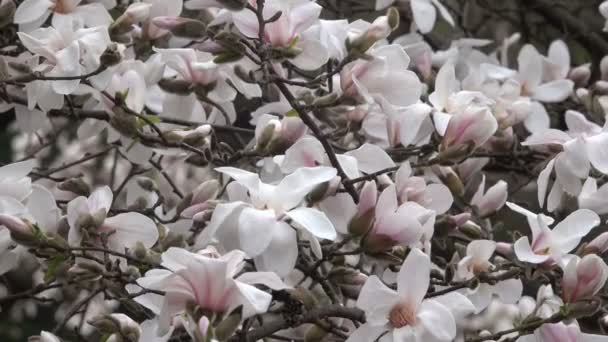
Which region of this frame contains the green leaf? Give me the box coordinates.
[45,255,67,282]
[285,109,298,117]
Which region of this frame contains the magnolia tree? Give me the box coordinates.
[3,0,608,341]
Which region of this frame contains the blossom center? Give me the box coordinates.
[388,302,416,328]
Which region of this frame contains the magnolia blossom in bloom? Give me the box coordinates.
[231,0,329,70]
[14,0,113,30]
[561,254,608,303]
[340,44,422,107]
[197,166,338,276]
[67,186,159,253]
[131,247,286,335]
[507,202,600,265]
[347,248,472,342]
[456,240,523,312]
[18,21,111,101]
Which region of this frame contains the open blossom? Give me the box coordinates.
[507,202,600,265]
[130,247,287,335]
[67,186,159,253]
[362,184,427,253]
[394,161,453,214]
[231,0,329,70]
[347,248,472,342]
[340,44,422,107]
[18,21,111,101]
[561,254,608,303]
[14,0,113,30]
[196,166,338,276]
[456,240,523,313]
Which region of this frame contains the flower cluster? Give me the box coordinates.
[1,0,608,341]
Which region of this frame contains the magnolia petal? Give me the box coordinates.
[397,248,430,309]
[237,208,277,257]
[286,207,336,240]
[105,212,159,248]
[14,0,51,24]
[532,79,574,103]
[552,209,600,253]
[291,39,329,71]
[254,221,297,277]
[411,0,437,34]
[356,275,398,325]
[418,299,456,341]
[513,237,550,264]
[345,143,396,174]
[274,166,337,211]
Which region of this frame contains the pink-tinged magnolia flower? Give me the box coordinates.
[341,45,422,107]
[130,247,287,335]
[471,175,508,217]
[456,240,523,313]
[561,254,608,303]
[517,322,608,342]
[362,184,425,253]
[0,213,33,239]
[440,105,498,152]
[0,159,35,201]
[196,166,338,276]
[347,248,470,342]
[507,202,600,265]
[67,186,159,252]
[180,179,220,219]
[14,0,113,30]
[232,0,328,70]
[395,161,453,214]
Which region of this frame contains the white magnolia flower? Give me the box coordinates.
[14,0,114,30]
[197,166,338,276]
[18,20,111,103]
[67,186,159,253]
[456,240,523,313]
[347,248,472,342]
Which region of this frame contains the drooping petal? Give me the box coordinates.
[286,207,336,240]
[105,212,159,248]
[513,237,550,264]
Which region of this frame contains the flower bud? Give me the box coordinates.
[256,119,281,152]
[595,80,608,95]
[110,106,138,137]
[110,3,151,36]
[0,214,36,245]
[58,177,90,196]
[348,181,377,236]
[459,222,482,239]
[471,178,508,218]
[569,64,591,88]
[495,242,513,255]
[347,7,399,54]
[90,314,141,342]
[158,77,194,95]
[152,16,207,39]
[562,254,608,303]
[100,44,122,68]
[136,177,158,193]
[0,0,15,28]
[305,325,328,342]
